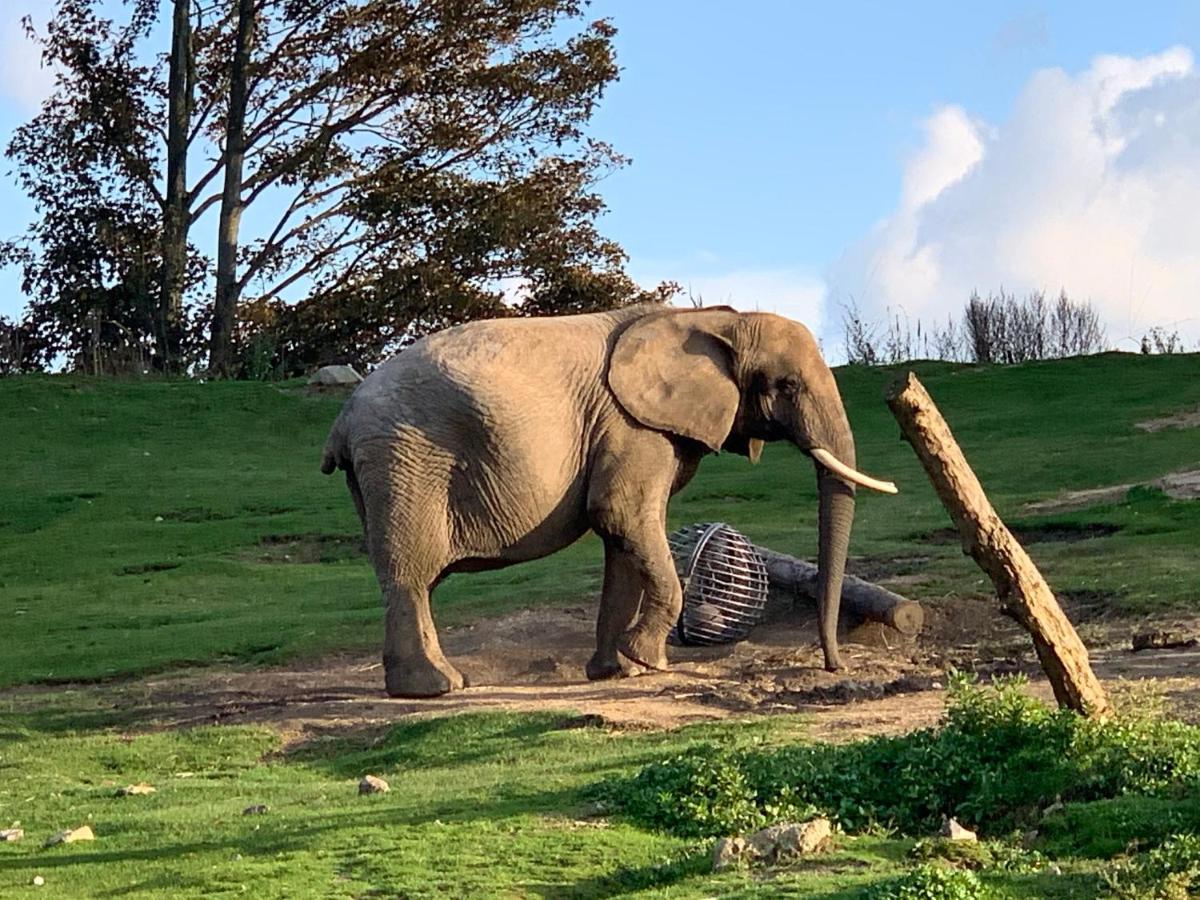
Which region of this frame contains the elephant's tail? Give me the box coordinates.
[320,412,349,475]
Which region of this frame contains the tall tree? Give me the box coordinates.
[158,0,194,372]
[208,0,256,376]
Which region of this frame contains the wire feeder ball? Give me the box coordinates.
[667,522,770,646]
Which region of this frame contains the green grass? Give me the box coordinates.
[3,354,1200,688]
[0,707,1120,898]
[3,355,1199,895]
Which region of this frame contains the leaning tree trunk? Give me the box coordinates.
[158,0,192,374]
[208,0,256,378]
[886,372,1111,719]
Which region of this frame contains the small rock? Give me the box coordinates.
[746,824,784,859]
[308,364,363,386]
[712,836,746,871]
[44,825,95,847]
[1132,630,1198,652]
[33,875,45,887]
[940,817,977,842]
[776,817,833,855]
[242,804,269,816]
[117,783,156,797]
[358,775,390,795]
[745,817,833,861]
[0,828,24,842]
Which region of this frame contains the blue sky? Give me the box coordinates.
[3,1,1199,353]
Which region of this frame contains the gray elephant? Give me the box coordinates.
[321,303,896,697]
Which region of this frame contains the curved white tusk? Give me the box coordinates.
[811,448,899,494]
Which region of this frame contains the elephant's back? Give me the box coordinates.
[361,308,644,415]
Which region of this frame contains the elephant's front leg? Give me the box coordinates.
[586,542,644,680]
[587,435,682,672]
[615,530,681,671]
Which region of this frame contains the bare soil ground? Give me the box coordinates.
[1137,406,1200,433]
[9,599,1199,747]
[1023,466,1200,514]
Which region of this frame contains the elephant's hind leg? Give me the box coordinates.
[355,449,464,698]
[381,580,465,697]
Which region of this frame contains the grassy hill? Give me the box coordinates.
[2,353,1199,688]
[3,354,1200,898]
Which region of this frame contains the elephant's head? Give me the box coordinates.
[608,306,897,671]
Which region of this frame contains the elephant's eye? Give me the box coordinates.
[777,376,802,396]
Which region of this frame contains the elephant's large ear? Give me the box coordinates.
[607,309,740,451]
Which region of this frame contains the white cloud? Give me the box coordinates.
[0,8,55,113]
[828,46,1200,350]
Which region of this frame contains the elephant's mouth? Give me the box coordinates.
[808,447,898,494]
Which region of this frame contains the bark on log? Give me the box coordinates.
[886,372,1112,718]
[755,546,925,636]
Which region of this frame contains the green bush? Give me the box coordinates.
[861,865,989,900]
[1102,833,1200,899]
[907,837,1044,874]
[603,675,1200,838]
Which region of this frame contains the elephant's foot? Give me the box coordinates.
[822,649,843,673]
[616,629,669,672]
[585,652,646,681]
[384,653,465,698]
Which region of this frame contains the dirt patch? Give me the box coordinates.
[118,562,183,576]
[1158,469,1200,500]
[241,533,366,564]
[918,522,1121,545]
[1137,407,1200,433]
[1023,468,1200,514]
[159,506,235,522]
[848,554,934,586]
[1023,484,1133,515]
[7,600,1199,748]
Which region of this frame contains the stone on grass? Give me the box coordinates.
[940,817,977,842]
[359,775,390,795]
[1132,630,1198,652]
[712,836,746,871]
[0,828,24,842]
[117,783,156,797]
[714,817,832,871]
[748,817,832,860]
[308,365,362,386]
[44,826,94,847]
[242,804,269,816]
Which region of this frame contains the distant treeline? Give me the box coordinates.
[841,289,1190,366]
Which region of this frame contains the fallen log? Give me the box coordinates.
[886,372,1112,719]
[755,546,925,636]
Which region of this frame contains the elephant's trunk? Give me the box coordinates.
[815,464,855,672]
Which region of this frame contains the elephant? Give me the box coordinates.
[321,303,897,697]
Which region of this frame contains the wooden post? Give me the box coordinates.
[886,372,1111,718]
[755,546,924,636]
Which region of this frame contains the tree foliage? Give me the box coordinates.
[3,0,658,376]
[0,0,180,374]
